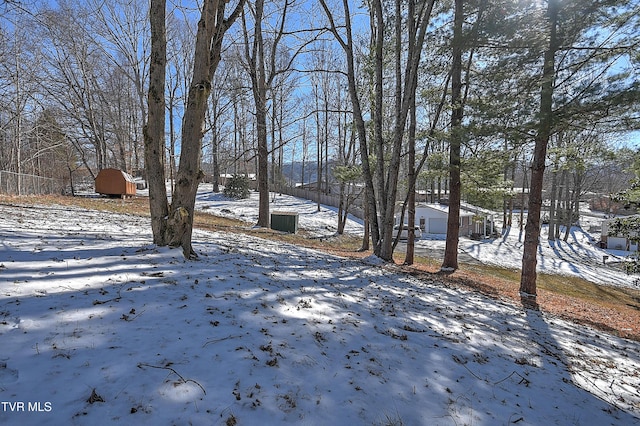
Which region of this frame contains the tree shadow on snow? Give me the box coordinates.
[0,218,638,425]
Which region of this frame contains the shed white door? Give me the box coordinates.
[607,237,627,250]
[428,218,447,234]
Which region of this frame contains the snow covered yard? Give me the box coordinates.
[0,201,639,425]
[195,190,366,238]
[446,226,635,290]
[194,187,636,290]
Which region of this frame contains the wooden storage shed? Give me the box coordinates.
[95,168,137,197]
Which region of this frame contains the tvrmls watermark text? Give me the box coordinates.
[1,401,52,412]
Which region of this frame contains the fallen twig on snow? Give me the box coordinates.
[202,335,243,347]
[494,371,530,386]
[137,362,206,395]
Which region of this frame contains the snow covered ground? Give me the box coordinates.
[195,189,366,237]
[0,190,639,425]
[196,187,637,290]
[437,224,635,290]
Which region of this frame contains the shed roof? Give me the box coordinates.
[95,168,135,182]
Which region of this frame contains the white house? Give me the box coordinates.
[408,204,475,237]
[601,217,639,252]
[398,203,496,238]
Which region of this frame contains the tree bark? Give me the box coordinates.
[548,157,559,242]
[404,0,418,265]
[146,0,244,258]
[211,131,220,193]
[520,0,559,308]
[404,88,417,265]
[442,0,464,271]
[253,0,271,228]
[562,169,573,241]
[144,0,169,245]
[371,0,386,258]
[168,0,218,257]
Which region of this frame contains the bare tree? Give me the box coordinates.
[241,0,270,227]
[241,0,312,227]
[145,0,244,257]
[91,0,149,173]
[145,0,169,244]
[319,0,378,251]
[205,61,235,194]
[166,12,195,194]
[39,3,113,176]
[320,0,435,260]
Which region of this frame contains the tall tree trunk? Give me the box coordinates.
[337,181,346,234]
[404,89,417,265]
[361,186,371,251]
[254,39,270,227]
[256,106,270,227]
[168,87,178,196]
[212,134,220,193]
[315,83,322,212]
[562,169,572,241]
[319,0,380,252]
[372,0,386,258]
[442,0,464,271]
[520,0,559,308]
[168,0,218,257]
[211,108,220,193]
[144,0,169,245]
[147,0,243,258]
[519,164,527,233]
[301,117,306,187]
[378,0,434,261]
[323,85,329,195]
[548,159,558,242]
[404,0,418,265]
[242,0,291,228]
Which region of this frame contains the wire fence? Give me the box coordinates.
[0,170,66,196]
[273,183,365,221]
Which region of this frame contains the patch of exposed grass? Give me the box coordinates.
[460,262,640,310]
[538,272,640,309]
[194,210,252,232]
[0,194,151,216]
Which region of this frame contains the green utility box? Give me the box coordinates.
[271,211,299,234]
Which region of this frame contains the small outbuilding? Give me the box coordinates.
[95,168,137,198]
[601,216,639,252]
[271,211,299,234]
